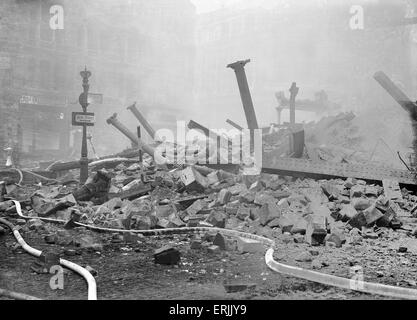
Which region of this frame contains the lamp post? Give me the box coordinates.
[79,67,91,184]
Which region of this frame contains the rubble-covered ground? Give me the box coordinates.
[2,149,417,299]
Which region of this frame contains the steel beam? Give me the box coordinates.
[262,151,416,186]
[106,113,154,157]
[127,102,156,140]
[226,119,243,131]
[289,82,299,125]
[373,71,416,113]
[227,59,258,129]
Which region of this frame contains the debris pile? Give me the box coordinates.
[2,150,416,254]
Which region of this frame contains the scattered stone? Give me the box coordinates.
[236,206,251,221]
[27,219,44,231]
[305,215,327,246]
[154,246,181,265]
[44,234,56,244]
[259,202,282,226]
[351,198,372,211]
[348,211,367,229]
[339,205,357,222]
[350,185,365,198]
[239,191,255,203]
[213,233,227,250]
[363,205,384,226]
[223,282,257,293]
[295,251,313,262]
[236,237,264,254]
[85,265,98,276]
[217,189,232,205]
[180,166,209,192]
[190,240,203,250]
[290,218,307,235]
[309,249,319,256]
[277,213,298,233]
[249,181,264,192]
[344,178,356,189]
[64,249,77,256]
[205,211,227,228]
[207,245,221,254]
[311,259,323,269]
[325,232,345,248]
[293,234,305,243]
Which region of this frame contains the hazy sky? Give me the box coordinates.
[190,0,243,13]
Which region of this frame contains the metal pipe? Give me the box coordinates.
[127,102,156,140]
[226,119,243,131]
[106,113,155,157]
[373,71,415,113]
[227,59,259,130]
[289,82,299,125]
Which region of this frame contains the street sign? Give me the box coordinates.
[72,112,95,126]
[88,93,103,104]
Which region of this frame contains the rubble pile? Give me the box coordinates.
[302,111,413,168]
[1,153,417,254]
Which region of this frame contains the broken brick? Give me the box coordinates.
[217,189,232,205]
[223,282,257,293]
[180,166,209,192]
[350,185,365,198]
[295,251,313,262]
[305,214,327,246]
[348,211,367,229]
[325,232,345,248]
[239,191,255,203]
[249,180,264,192]
[205,211,227,228]
[190,240,202,250]
[363,205,384,226]
[154,246,181,265]
[213,233,226,250]
[236,237,264,254]
[277,213,298,233]
[339,204,357,222]
[236,206,250,221]
[351,198,372,211]
[259,202,281,226]
[207,245,221,254]
[290,218,307,235]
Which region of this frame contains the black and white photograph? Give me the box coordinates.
[1,0,417,306]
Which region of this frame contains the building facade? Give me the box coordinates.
[194,0,413,128]
[0,0,196,163]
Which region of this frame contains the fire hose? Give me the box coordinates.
[0,213,97,300]
[4,199,417,300]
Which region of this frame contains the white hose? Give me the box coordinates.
[1,209,97,300]
[0,288,42,300]
[10,200,417,300]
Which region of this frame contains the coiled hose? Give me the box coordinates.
[7,200,417,300]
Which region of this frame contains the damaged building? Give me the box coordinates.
[3,0,417,303]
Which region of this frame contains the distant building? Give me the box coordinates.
[0,0,196,163]
[194,0,413,128]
